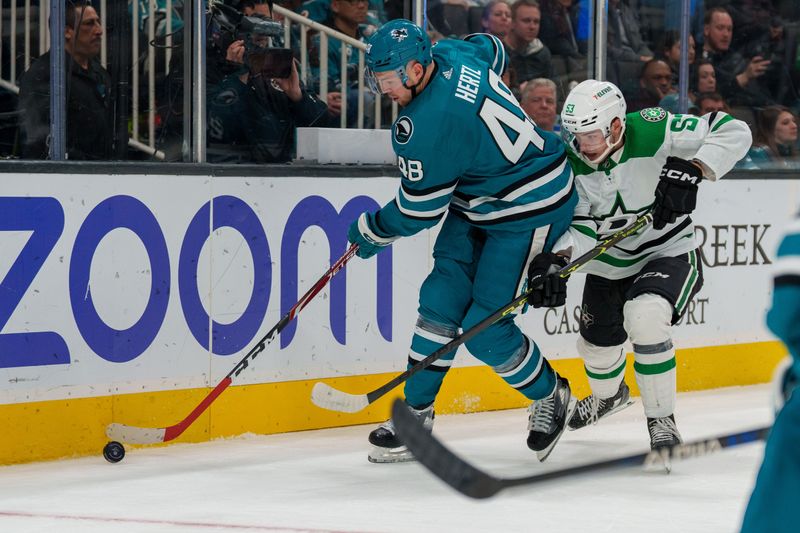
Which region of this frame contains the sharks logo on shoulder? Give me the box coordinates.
[391,28,408,42]
[394,117,414,144]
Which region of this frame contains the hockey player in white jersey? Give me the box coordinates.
[527,79,752,451]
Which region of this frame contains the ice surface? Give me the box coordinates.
[0,385,772,533]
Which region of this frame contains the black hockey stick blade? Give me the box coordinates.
[312,213,654,414]
[392,399,770,499]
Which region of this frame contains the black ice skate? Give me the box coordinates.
[367,404,434,463]
[568,381,635,431]
[647,414,683,473]
[526,375,577,462]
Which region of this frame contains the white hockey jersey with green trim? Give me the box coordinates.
[554,107,752,279]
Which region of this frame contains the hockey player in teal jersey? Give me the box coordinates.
[741,210,800,533]
[348,19,577,463]
[527,79,752,452]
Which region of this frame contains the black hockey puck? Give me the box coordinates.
[103,441,125,463]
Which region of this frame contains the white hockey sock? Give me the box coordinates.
[624,294,677,418]
[577,337,626,400]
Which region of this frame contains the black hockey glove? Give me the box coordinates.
[526,252,569,308]
[652,156,703,230]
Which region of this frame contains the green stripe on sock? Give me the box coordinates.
[634,357,676,375]
[585,360,626,380]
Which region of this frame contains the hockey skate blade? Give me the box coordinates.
[367,446,415,464]
[536,396,578,462]
[644,448,673,474]
[311,382,369,413]
[106,423,166,445]
[567,398,636,431]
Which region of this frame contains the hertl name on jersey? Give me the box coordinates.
[454,64,482,104]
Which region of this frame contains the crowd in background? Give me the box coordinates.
[0,0,799,168]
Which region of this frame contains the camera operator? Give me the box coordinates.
[207,1,333,163]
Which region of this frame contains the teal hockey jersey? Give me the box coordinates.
[768,210,800,367]
[372,34,576,237]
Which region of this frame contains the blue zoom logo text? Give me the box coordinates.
[0,195,393,369]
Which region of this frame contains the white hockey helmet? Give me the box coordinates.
[560,80,627,165]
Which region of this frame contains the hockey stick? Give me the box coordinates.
[391,399,770,499]
[106,243,360,445]
[311,213,654,413]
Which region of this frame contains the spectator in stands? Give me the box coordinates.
[298,0,385,26]
[739,15,800,108]
[538,0,585,85]
[701,6,773,107]
[626,58,673,111]
[694,91,730,115]
[723,0,774,53]
[317,0,373,81]
[520,78,558,132]
[237,0,270,16]
[747,105,799,169]
[505,0,553,86]
[481,1,512,40]
[606,0,653,63]
[694,58,716,94]
[538,0,582,60]
[657,30,696,87]
[310,0,377,125]
[658,58,715,114]
[207,1,332,163]
[18,1,122,160]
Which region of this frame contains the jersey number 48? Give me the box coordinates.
[479,70,546,164]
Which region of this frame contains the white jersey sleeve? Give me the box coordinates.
[665,111,752,182]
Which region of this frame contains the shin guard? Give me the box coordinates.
[624,294,676,418]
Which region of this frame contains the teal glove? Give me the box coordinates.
[348,212,398,259]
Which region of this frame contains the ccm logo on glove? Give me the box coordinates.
[660,167,701,185]
[652,157,703,230]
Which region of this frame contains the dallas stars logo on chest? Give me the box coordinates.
[595,192,648,236]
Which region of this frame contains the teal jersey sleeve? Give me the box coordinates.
[767,211,800,362]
